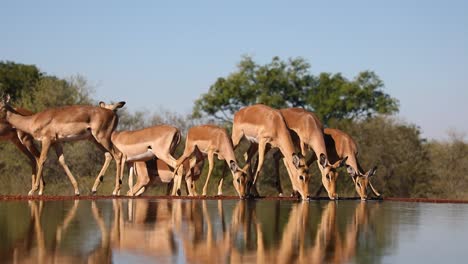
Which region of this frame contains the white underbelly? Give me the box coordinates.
[245,135,259,143]
[56,131,92,142]
[126,150,155,162]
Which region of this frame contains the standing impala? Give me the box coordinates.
[277,108,347,200]
[0,106,42,191]
[322,128,379,200]
[93,101,184,196]
[0,94,124,196]
[173,124,248,197]
[231,104,310,200]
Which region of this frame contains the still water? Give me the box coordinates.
[0,199,467,264]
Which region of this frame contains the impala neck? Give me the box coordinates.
[347,154,364,175]
[220,138,238,165]
[277,130,298,166]
[5,106,36,135]
[308,135,329,161]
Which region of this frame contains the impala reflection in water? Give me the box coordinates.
[5,198,468,263]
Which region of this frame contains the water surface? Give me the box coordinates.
[0,199,467,264]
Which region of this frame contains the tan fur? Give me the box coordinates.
[324,128,379,200]
[94,127,183,196]
[279,108,347,199]
[0,106,42,191]
[132,153,206,196]
[95,102,186,196]
[231,104,310,199]
[174,124,248,197]
[0,95,124,195]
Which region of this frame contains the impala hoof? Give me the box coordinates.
[176,189,181,196]
[75,192,80,196]
[28,190,34,196]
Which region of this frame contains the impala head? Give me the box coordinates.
[99,101,126,111]
[347,166,377,200]
[319,154,348,200]
[230,160,249,198]
[292,153,310,200]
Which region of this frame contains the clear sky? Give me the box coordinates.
[2,0,467,140]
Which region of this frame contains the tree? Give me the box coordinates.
[0,61,41,100]
[193,56,399,124]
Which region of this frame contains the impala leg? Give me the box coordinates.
[272,150,283,196]
[186,157,198,196]
[217,164,227,196]
[93,135,123,196]
[54,143,80,196]
[250,139,267,197]
[129,162,150,196]
[128,163,134,195]
[135,187,146,196]
[244,143,259,196]
[188,177,197,196]
[171,166,184,196]
[166,181,174,196]
[92,152,112,194]
[202,151,215,196]
[171,144,196,194]
[282,158,299,197]
[29,139,51,196]
[11,136,40,193]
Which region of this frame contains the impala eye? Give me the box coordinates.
[326,174,331,180]
[299,175,304,181]
[236,178,240,183]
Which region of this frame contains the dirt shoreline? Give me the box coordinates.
[1,195,467,204]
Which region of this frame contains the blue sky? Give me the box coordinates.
[2,0,467,140]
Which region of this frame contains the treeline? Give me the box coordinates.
[0,59,467,199]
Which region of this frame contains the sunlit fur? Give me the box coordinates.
[325,128,379,200]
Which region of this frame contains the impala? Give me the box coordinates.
[277,108,347,199]
[128,155,205,196]
[231,104,310,199]
[94,102,185,196]
[0,106,42,191]
[0,94,124,195]
[173,124,248,197]
[322,128,379,200]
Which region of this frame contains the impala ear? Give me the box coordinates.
[229,160,239,172]
[346,165,358,177]
[319,153,327,168]
[366,166,377,178]
[99,101,106,108]
[115,101,126,109]
[292,153,301,168]
[339,156,348,167]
